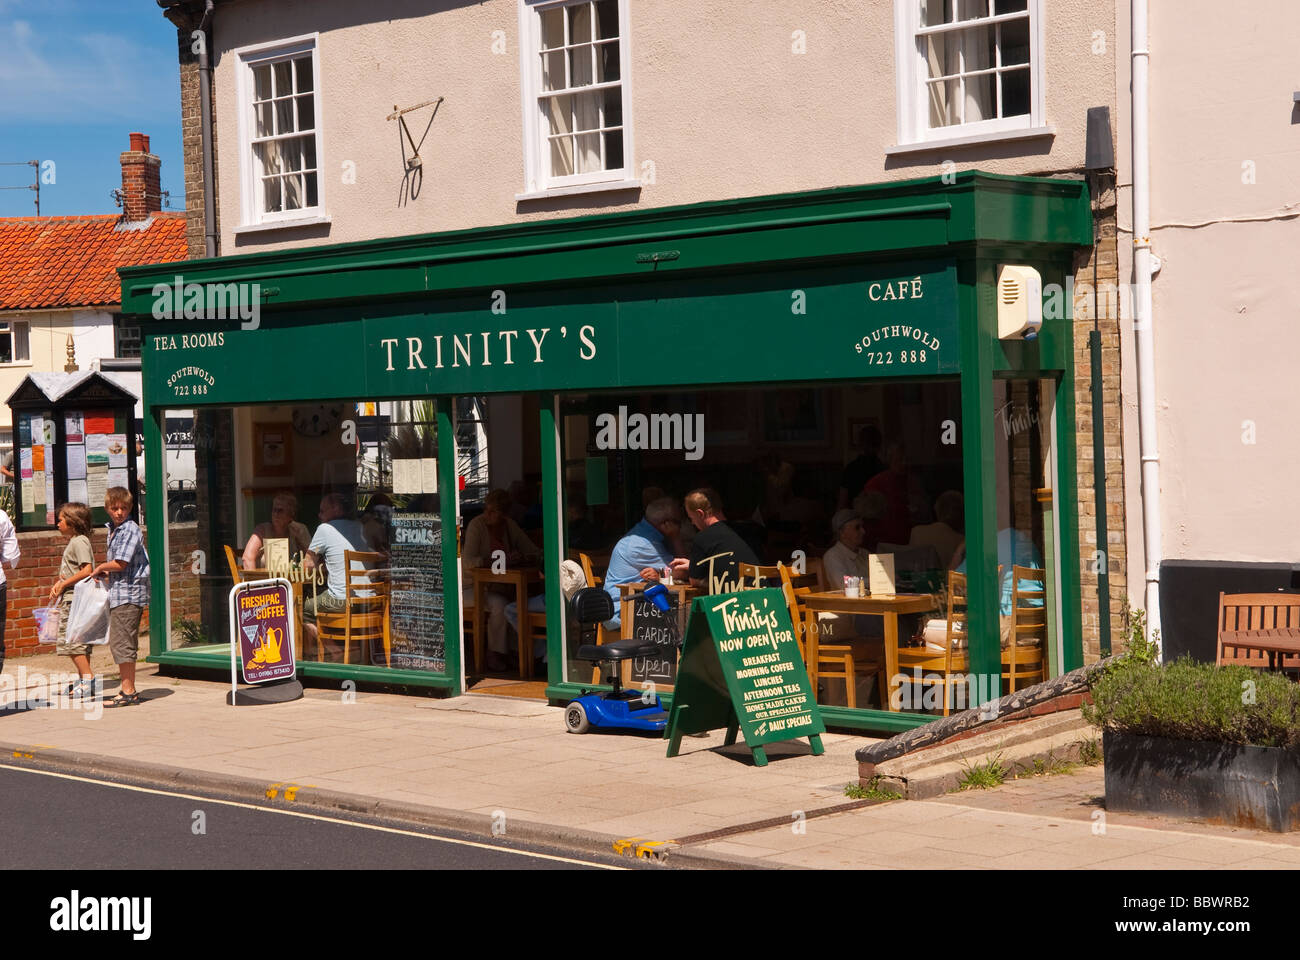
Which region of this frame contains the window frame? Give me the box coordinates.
[233,34,326,228]
[893,0,1046,148]
[0,319,31,366]
[517,0,637,197]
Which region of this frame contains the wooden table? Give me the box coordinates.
[470,566,542,678]
[799,592,939,711]
[1219,630,1300,670]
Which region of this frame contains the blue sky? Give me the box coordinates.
[0,0,184,217]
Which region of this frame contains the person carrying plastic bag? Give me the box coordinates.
[89,487,150,708]
[50,502,97,698]
[0,504,20,677]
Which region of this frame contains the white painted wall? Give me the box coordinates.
[1116,0,1300,568]
[210,0,1116,255]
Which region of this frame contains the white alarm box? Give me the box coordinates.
[997,264,1043,340]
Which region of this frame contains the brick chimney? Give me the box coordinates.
[119,132,162,221]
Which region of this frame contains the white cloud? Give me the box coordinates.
[0,16,177,123]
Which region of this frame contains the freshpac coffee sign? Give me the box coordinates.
[230,580,296,684]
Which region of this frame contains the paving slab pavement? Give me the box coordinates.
[3,653,1300,869]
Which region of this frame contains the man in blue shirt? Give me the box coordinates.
[602,497,689,629]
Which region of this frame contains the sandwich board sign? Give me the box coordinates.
[229,578,297,687]
[665,588,824,767]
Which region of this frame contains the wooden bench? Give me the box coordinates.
[1216,592,1300,671]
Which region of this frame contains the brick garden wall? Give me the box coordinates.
[4,524,198,657]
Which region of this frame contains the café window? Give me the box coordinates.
[164,400,444,673]
[0,320,30,364]
[557,380,969,714]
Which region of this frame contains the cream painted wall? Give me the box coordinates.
[0,309,118,432]
[211,0,1116,255]
[1116,0,1300,565]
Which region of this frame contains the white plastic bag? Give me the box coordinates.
[66,579,110,646]
[35,605,60,645]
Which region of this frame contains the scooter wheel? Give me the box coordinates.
[565,702,590,734]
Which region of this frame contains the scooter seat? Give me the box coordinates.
[577,638,662,662]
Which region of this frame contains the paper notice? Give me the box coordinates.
[87,465,108,506]
[264,538,290,573]
[31,445,44,472]
[19,448,31,475]
[392,458,420,494]
[30,418,42,448]
[65,445,87,480]
[42,419,55,446]
[868,553,896,598]
[86,434,109,467]
[107,468,128,489]
[65,412,84,444]
[85,410,114,434]
[420,458,438,494]
[107,434,128,468]
[44,470,54,523]
[31,471,45,506]
[20,479,33,508]
[68,479,89,505]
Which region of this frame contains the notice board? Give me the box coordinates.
[665,588,824,767]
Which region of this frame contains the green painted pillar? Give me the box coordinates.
[437,401,463,692]
[539,394,566,690]
[145,407,167,658]
[960,258,1000,707]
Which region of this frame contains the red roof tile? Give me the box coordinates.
[0,212,188,310]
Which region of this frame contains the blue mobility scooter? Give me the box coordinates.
[564,584,679,735]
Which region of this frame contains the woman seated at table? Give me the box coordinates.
[242,492,312,569]
[463,488,542,672]
[819,509,873,641]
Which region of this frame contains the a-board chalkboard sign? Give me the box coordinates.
[387,513,444,671]
[666,588,824,767]
[627,594,683,687]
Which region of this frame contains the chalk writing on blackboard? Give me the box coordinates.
[388,513,444,671]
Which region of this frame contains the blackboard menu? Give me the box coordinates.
[627,594,682,687]
[387,513,444,672]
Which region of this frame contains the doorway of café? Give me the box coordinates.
[456,393,551,700]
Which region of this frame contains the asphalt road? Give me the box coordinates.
[0,763,642,871]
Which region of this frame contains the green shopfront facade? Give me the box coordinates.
[120,172,1092,734]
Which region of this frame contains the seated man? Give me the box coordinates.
[684,487,758,594]
[601,496,689,630]
[301,493,374,652]
[463,488,542,673]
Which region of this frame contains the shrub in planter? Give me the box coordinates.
[1085,656,1300,831]
[1085,658,1300,749]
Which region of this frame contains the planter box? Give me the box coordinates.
[1104,730,1300,832]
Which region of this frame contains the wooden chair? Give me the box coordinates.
[1216,592,1300,670]
[577,552,603,588]
[1004,565,1047,692]
[894,570,971,715]
[779,563,883,710]
[315,551,391,667]
[470,567,542,678]
[224,545,242,583]
[739,562,783,589]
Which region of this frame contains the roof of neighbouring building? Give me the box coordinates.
[0,212,188,311]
